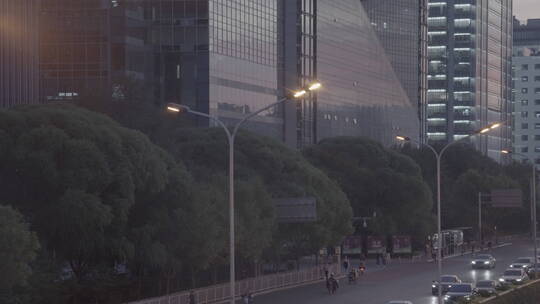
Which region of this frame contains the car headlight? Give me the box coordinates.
[465,296,471,300]
[523,265,528,268]
[517,278,522,281]
[444,295,450,300]
[472,261,476,264]
[432,284,436,288]
[484,261,490,264]
[499,278,505,282]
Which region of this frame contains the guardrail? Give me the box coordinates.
[127,263,340,304]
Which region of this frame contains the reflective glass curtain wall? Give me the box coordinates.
[314,0,419,146]
[209,0,282,138]
[360,0,429,142]
[1,0,40,107]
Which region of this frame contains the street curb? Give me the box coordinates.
[476,278,540,303]
[426,243,512,263]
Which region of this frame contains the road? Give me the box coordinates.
[253,238,534,304]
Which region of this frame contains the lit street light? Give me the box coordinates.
[501,150,537,274]
[396,122,502,304]
[167,82,321,304]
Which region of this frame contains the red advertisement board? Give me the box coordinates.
[342,236,363,254]
[367,236,386,254]
[392,235,412,253]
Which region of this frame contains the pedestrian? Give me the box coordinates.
[343,257,349,271]
[385,252,391,264]
[189,290,196,304]
[382,253,386,265]
[323,265,329,280]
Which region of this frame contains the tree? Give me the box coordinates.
[0,104,200,302]
[0,205,40,299]
[163,128,353,264]
[400,143,530,234]
[304,137,435,248]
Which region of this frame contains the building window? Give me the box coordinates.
[522,123,529,129]
[535,64,540,70]
[536,135,540,141]
[536,159,540,164]
[522,64,529,70]
[523,147,529,153]
[536,111,540,118]
[523,135,529,141]
[522,111,529,118]
[523,88,529,93]
[522,99,529,106]
[535,76,540,82]
[523,76,529,82]
[536,100,540,105]
[536,123,540,129]
[536,147,540,152]
[536,88,540,94]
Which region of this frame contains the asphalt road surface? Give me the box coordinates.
[253,238,535,304]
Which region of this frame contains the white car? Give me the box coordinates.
[471,254,496,269]
[509,257,534,270]
[499,268,529,284]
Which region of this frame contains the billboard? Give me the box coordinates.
[273,197,317,222]
[490,189,522,208]
[367,236,386,254]
[392,235,412,254]
[342,236,363,255]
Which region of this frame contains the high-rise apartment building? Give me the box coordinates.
[426,0,512,161]
[360,0,429,142]
[511,19,540,165]
[0,0,40,107]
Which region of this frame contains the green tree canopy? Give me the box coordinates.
[163,127,353,260]
[304,137,435,245]
[0,205,40,298]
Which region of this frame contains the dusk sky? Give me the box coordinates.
[514,0,540,22]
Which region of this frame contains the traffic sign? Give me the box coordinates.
[490,189,522,208]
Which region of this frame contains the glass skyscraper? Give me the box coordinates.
[282,0,420,148]
[426,0,512,161]
[35,0,421,149]
[1,0,40,107]
[361,0,429,142]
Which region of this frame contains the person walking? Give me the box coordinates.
[323,265,329,280]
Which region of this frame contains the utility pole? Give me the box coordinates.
[478,192,482,245]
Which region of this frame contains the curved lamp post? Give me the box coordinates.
[397,122,502,304]
[501,150,537,275]
[167,82,321,304]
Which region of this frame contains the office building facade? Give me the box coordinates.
[427,0,512,161]
[282,0,420,147]
[39,0,151,102]
[0,0,40,107]
[511,19,540,166]
[36,0,419,148]
[360,0,429,142]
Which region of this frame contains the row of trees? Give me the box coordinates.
[0,103,530,304]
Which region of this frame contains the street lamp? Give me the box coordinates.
[501,150,537,274]
[396,122,502,304]
[167,81,321,304]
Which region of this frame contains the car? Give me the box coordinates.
[471,254,496,269]
[499,268,529,284]
[509,257,534,271]
[474,280,499,297]
[387,301,413,304]
[443,283,476,303]
[432,275,462,295]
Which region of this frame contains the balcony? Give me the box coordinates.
[428,126,448,133]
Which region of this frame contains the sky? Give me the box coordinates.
[514,0,540,22]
